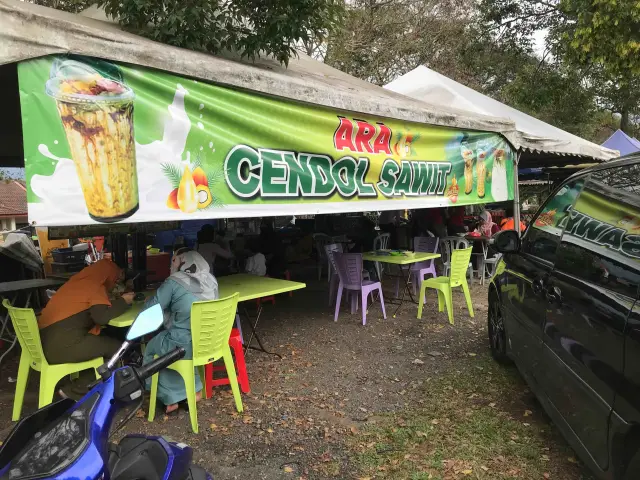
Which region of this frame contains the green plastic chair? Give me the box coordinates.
[2,299,103,421]
[417,247,474,324]
[148,293,243,433]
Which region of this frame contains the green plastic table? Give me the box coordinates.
[108,304,144,328]
[109,275,306,356]
[220,274,306,356]
[362,251,440,264]
[218,274,306,301]
[362,251,441,315]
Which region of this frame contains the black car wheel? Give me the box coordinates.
[488,291,510,364]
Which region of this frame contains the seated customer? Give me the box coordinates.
[260,222,288,277]
[142,248,218,414]
[447,207,467,234]
[499,205,527,232]
[477,210,500,237]
[472,210,500,270]
[39,259,134,364]
[196,224,234,274]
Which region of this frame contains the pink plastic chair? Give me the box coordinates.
[410,236,439,296]
[333,253,386,325]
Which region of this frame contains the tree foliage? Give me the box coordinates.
[0,169,20,181]
[558,0,640,78]
[475,0,640,134]
[34,0,344,66]
[324,0,604,139]
[460,32,602,138]
[33,0,92,13]
[325,0,470,86]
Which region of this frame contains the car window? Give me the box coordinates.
[554,162,640,299]
[522,178,585,263]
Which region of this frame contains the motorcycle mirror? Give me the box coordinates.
[126,304,163,341]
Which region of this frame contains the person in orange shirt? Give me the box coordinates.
[498,205,526,232]
[38,259,134,364]
[499,206,526,231]
[500,217,527,231]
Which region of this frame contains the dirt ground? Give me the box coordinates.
[0,265,594,479]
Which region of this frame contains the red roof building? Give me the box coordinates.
[0,179,28,232]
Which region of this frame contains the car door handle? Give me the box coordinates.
[532,278,545,295]
[546,286,562,304]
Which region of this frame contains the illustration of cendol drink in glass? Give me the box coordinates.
[46,59,139,223]
[476,142,488,199]
[461,142,474,195]
[491,147,509,202]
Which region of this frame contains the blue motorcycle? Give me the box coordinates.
[0,304,212,480]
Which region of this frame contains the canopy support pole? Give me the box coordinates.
[514,151,521,235]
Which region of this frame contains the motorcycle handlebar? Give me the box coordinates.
[135,347,186,381]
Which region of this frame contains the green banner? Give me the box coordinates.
[562,183,640,260]
[18,55,515,226]
[531,176,640,261]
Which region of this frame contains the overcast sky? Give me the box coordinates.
[533,29,548,58]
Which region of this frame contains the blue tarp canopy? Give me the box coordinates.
[602,129,640,157]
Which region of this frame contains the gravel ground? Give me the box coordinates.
[0,265,591,479]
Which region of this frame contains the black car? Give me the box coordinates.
[488,154,640,480]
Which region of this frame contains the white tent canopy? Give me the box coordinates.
[0,0,618,167]
[385,66,618,165]
[0,0,517,145]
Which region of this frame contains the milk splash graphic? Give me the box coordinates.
[31,84,192,221]
[490,149,509,202]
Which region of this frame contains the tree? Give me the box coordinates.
[323,0,602,138]
[475,0,640,135]
[591,70,640,135]
[456,27,603,138]
[558,0,640,78]
[33,0,92,13]
[555,0,640,134]
[324,0,471,86]
[0,169,17,181]
[34,0,344,66]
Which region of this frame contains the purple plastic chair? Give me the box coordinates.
[410,236,439,296]
[333,253,386,325]
[325,243,344,306]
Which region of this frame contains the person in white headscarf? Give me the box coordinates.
[141,248,218,414]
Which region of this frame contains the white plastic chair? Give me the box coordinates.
[484,253,503,280]
[471,240,490,285]
[312,233,332,281]
[325,243,343,301]
[372,233,391,280]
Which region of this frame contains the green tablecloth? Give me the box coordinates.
[108,274,306,328]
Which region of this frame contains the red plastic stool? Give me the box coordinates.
[256,275,276,306]
[255,271,293,305]
[284,270,293,297]
[204,328,250,396]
